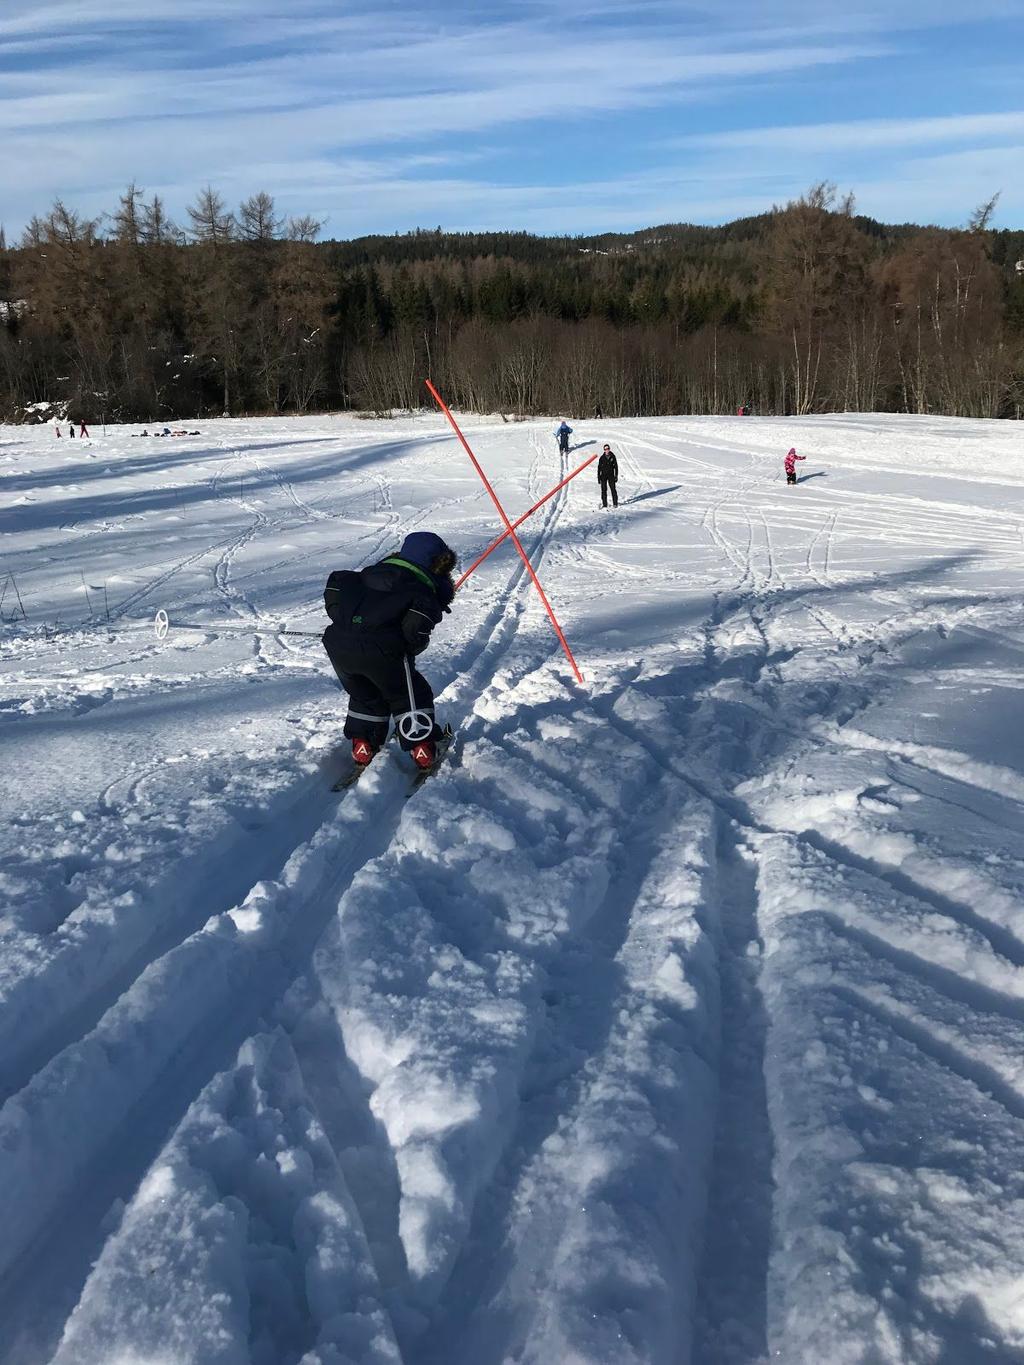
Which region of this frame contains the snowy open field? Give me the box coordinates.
[1,409,1023,1365]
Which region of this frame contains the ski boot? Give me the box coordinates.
[333,737,379,791]
[352,737,378,767]
[410,739,436,770]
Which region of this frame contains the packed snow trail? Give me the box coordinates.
[1,413,1023,1363]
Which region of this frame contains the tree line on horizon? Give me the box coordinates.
[0,182,1022,423]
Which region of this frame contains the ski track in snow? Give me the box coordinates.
[1,411,1024,1364]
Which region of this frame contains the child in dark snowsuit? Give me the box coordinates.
[784,448,805,485]
[322,531,456,770]
[598,444,619,507]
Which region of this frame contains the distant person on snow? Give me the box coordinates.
[785,447,806,485]
[68,422,75,439]
[322,531,457,772]
[555,420,572,454]
[598,444,619,508]
[79,421,89,438]
[54,424,61,439]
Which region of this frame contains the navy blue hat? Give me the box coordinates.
[398,531,453,570]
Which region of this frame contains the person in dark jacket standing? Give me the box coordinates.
[598,444,619,507]
[322,531,457,770]
[555,420,572,455]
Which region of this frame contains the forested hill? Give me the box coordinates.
[2,185,1022,422]
[335,213,922,264]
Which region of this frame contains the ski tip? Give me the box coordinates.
[331,762,370,791]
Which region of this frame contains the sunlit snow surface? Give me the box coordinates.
[1,412,1023,1364]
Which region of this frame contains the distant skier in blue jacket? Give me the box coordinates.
[555,421,572,454]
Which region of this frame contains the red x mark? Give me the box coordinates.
[426,379,587,685]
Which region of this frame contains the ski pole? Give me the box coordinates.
[154,609,322,640]
[396,654,434,743]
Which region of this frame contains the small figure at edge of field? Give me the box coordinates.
[785,447,806,485]
[737,403,751,416]
[321,531,457,772]
[54,423,61,439]
[68,423,75,438]
[79,421,89,438]
[598,444,619,508]
[555,420,572,455]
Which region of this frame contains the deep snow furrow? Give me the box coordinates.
[48,1028,403,1365]
[281,975,414,1315]
[827,941,1024,1114]
[691,819,773,1365]
[0,747,350,1105]
[836,981,1024,1126]
[584,652,782,1365]
[796,827,1024,972]
[417,775,715,1359]
[0,764,412,1364]
[811,909,1024,1046]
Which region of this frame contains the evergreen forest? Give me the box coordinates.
[1,183,1022,422]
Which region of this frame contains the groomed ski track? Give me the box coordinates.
[2,412,1024,1363]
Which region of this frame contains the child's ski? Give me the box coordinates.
[331,763,368,792]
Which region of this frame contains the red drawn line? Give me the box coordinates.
[425,379,584,685]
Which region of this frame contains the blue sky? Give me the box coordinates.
[1,0,1022,239]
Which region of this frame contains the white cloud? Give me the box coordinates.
[852,144,1024,225]
[676,111,1024,153]
[0,0,258,36]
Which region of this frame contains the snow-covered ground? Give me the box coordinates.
[1,409,1023,1365]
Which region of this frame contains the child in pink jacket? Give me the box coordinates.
[784,447,806,485]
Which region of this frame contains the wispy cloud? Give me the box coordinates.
[676,111,1024,153]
